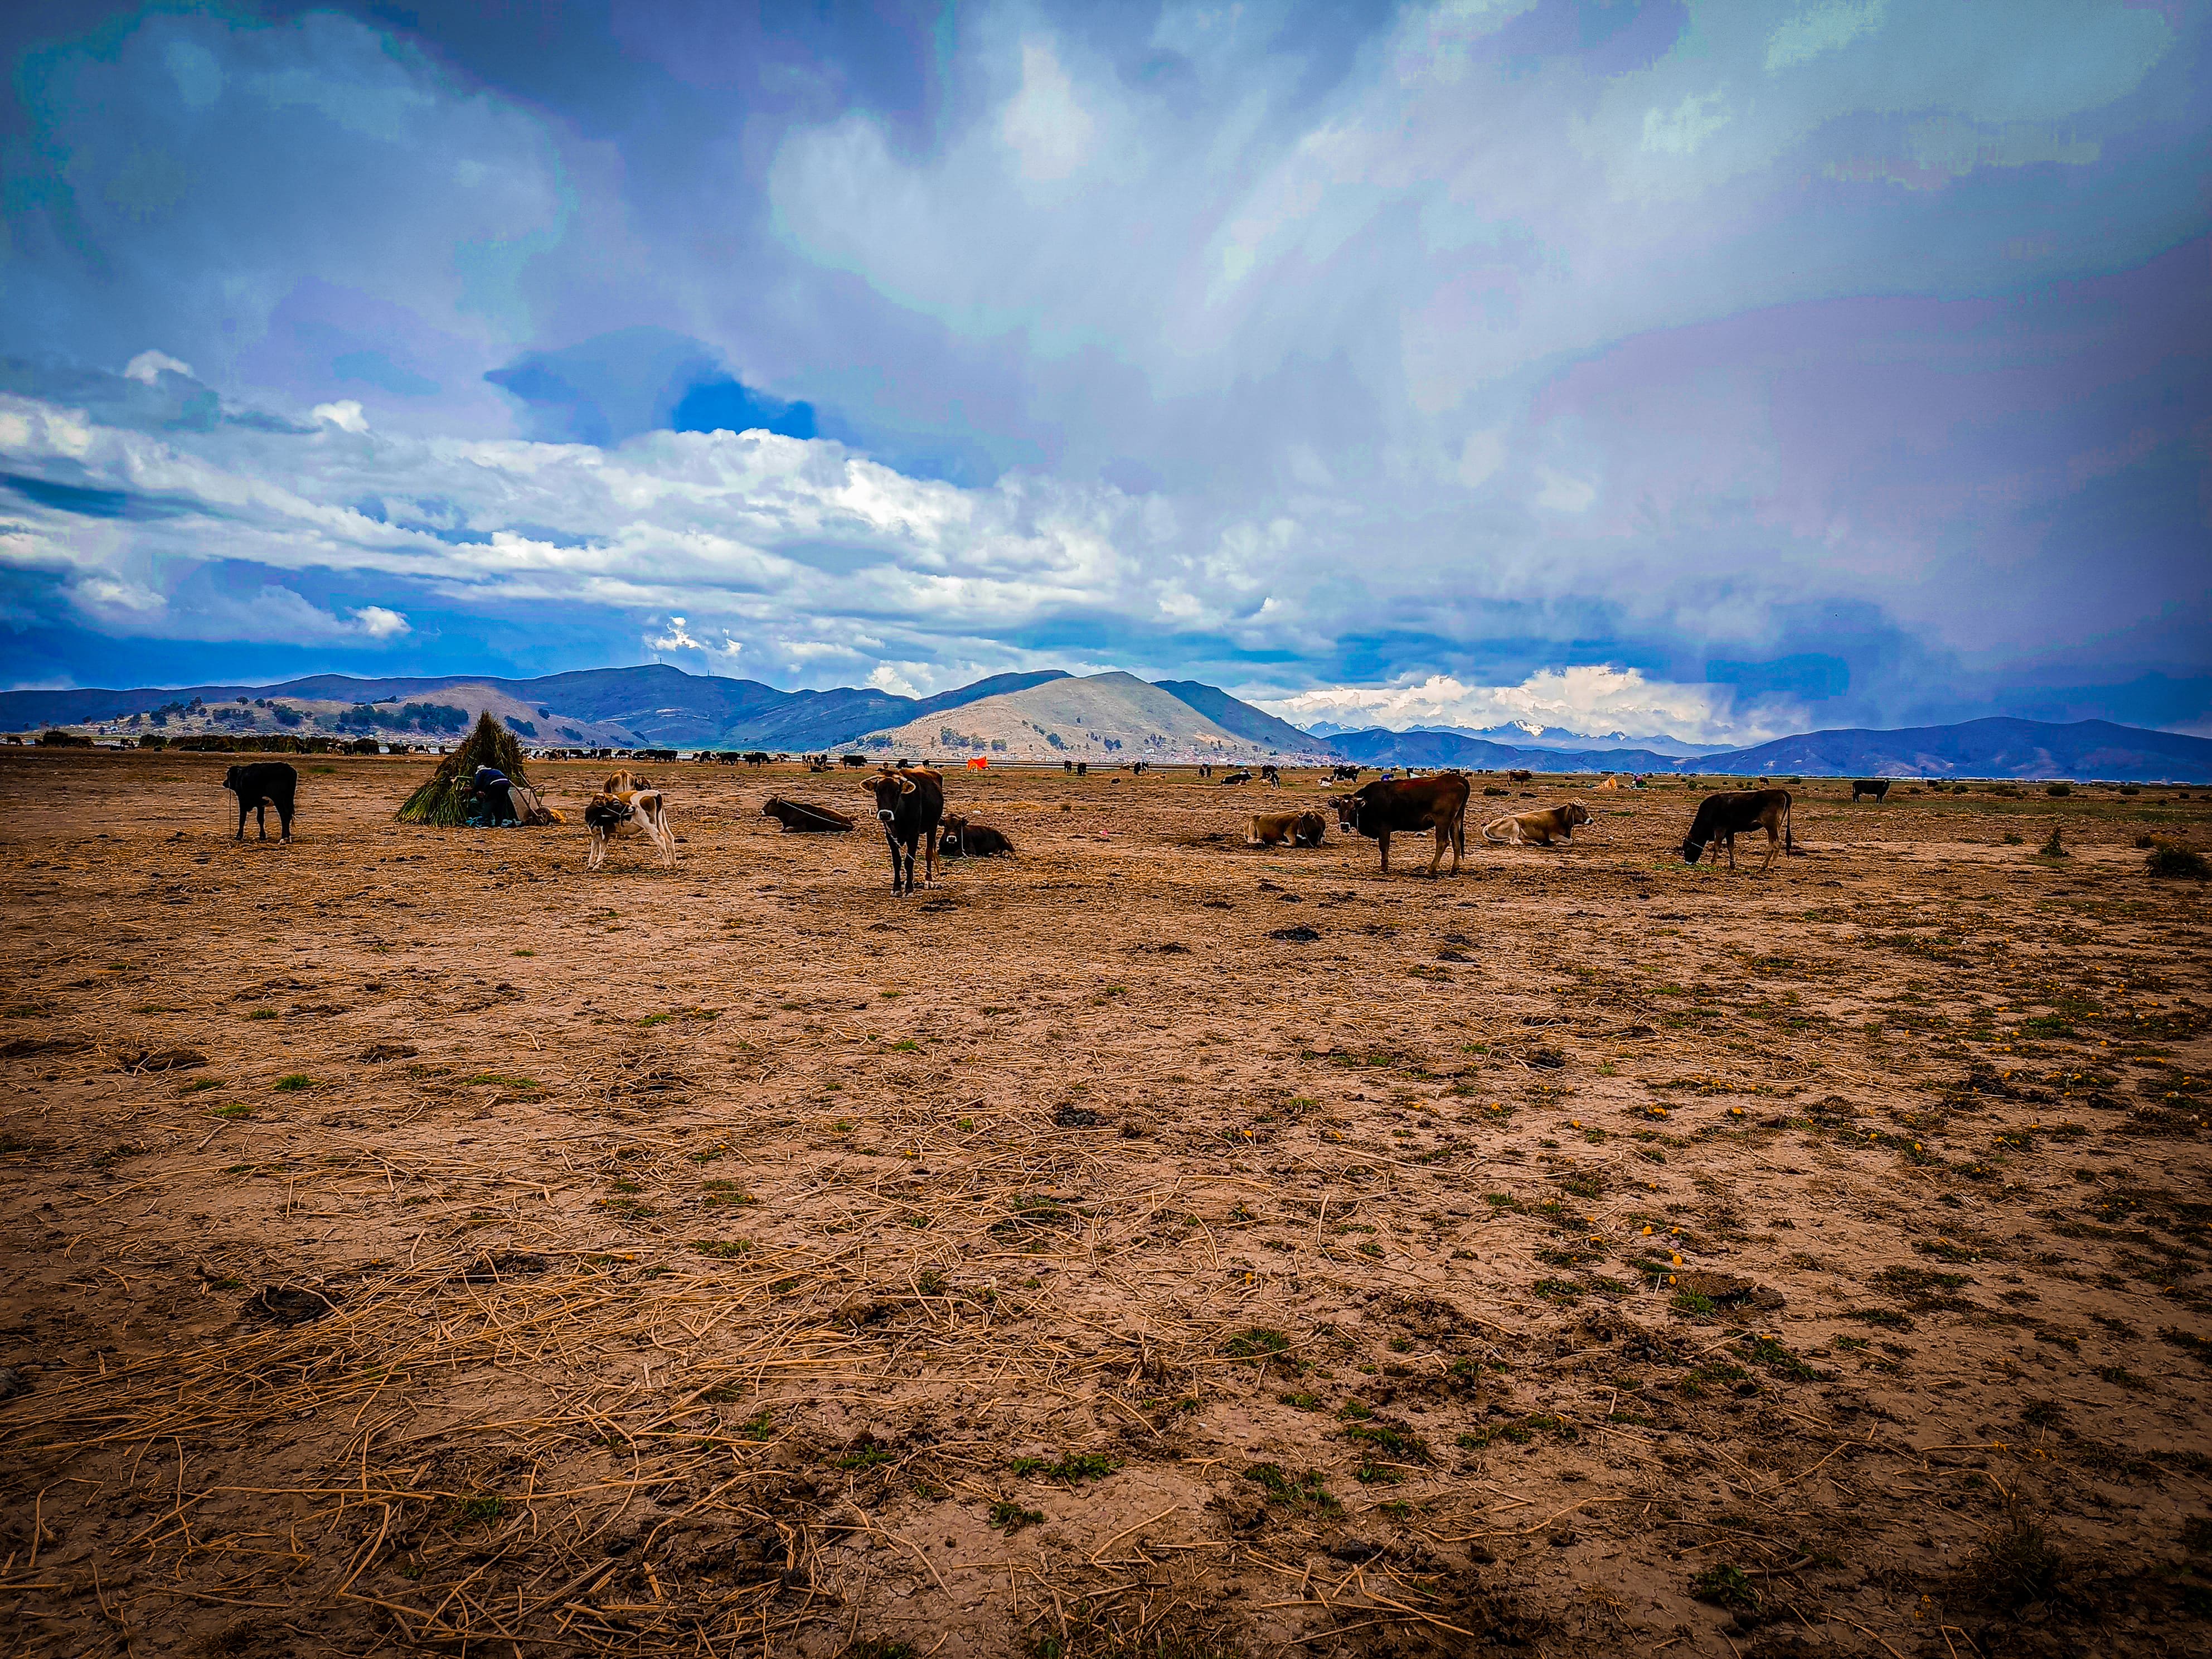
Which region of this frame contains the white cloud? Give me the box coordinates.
[649,615,704,652]
[1257,667,1796,746]
[352,604,410,637]
[866,662,921,697]
[1000,42,1094,183]
[1765,1,1889,72]
[312,400,370,433]
[124,350,194,385]
[1641,90,1731,156]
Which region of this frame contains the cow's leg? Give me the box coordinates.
[1377,830,1390,875]
[1427,822,1447,877]
[1760,824,1780,875]
[922,828,937,889]
[235,801,248,841]
[587,831,605,870]
[256,802,268,841]
[885,826,903,893]
[279,802,293,843]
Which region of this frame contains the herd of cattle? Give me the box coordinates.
[219,757,1821,891]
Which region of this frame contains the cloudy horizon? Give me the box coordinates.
[2,2,2206,743]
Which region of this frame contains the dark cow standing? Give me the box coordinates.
[1260,764,1282,787]
[939,813,1013,857]
[224,761,297,842]
[1682,789,1795,874]
[1851,778,1891,802]
[858,765,944,895]
[1330,764,1362,782]
[1333,773,1471,876]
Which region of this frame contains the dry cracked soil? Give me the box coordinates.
[1,751,2209,1658]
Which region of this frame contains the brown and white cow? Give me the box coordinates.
[585,770,676,870]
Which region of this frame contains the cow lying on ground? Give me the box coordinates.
[761,797,854,833]
[586,770,677,870]
[224,761,297,842]
[1333,773,1470,876]
[1482,800,1593,846]
[939,813,1013,857]
[858,765,944,895]
[1851,778,1891,802]
[1248,810,1326,848]
[1220,769,1254,785]
[1682,788,1795,874]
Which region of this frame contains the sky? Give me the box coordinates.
[1,0,2206,742]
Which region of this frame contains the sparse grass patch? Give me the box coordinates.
[271,1074,311,1091]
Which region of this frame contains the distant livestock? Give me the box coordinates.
[586,770,676,870]
[939,813,1013,857]
[1508,769,1534,783]
[1333,774,1471,877]
[1247,810,1326,848]
[224,761,297,843]
[761,797,855,833]
[1220,770,1254,786]
[1851,779,1892,802]
[1482,801,1593,847]
[1682,789,1795,875]
[858,765,944,895]
[1260,764,1281,787]
[1329,765,1362,782]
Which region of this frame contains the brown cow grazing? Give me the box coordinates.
[1247,809,1326,848]
[1682,789,1795,874]
[858,765,944,895]
[939,813,1013,857]
[761,797,855,833]
[1851,778,1891,802]
[1481,799,1593,846]
[1333,774,1470,876]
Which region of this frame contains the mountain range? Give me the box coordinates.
[6,666,2208,780]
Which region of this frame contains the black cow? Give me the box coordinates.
[1333,773,1470,876]
[223,761,297,842]
[1851,778,1891,802]
[1682,789,1795,874]
[762,797,854,833]
[857,765,944,895]
[939,813,1013,857]
[1260,764,1281,787]
[1329,764,1362,782]
[1220,769,1254,785]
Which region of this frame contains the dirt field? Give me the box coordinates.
[2,752,2208,1658]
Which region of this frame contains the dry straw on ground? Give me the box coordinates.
[1,754,2206,1656]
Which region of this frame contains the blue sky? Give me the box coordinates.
[1,1,2206,740]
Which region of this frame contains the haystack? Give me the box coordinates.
[397,711,530,826]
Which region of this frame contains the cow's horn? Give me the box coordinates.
[897,775,915,794]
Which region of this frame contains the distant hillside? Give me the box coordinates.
[865,671,1334,762]
[1153,681,1335,754]
[1703,717,2212,782]
[0,664,1068,750]
[1333,715,2212,782]
[1328,728,1691,773]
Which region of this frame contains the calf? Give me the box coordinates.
[586,770,676,870]
[224,761,297,842]
[858,765,944,895]
[1851,778,1891,802]
[939,813,1013,857]
[1333,774,1470,876]
[1482,800,1593,847]
[1681,788,1794,875]
[762,797,855,833]
[1247,810,1326,848]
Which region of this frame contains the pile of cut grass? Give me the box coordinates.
[396,711,531,827]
